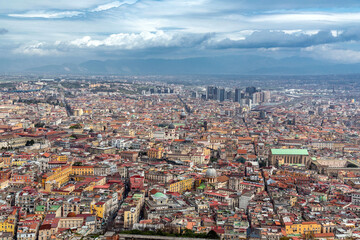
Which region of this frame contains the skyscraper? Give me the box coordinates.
[226,90,232,101]
[262,91,271,103]
[207,86,215,100]
[246,86,257,95]
[252,92,261,105]
[213,87,218,100]
[235,88,241,103]
[218,88,225,102]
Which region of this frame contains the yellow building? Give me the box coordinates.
[57,155,68,162]
[11,159,26,166]
[0,219,15,234]
[285,221,321,236]
[0,154,12,167]
[124,206,137,229]
[147,147,163,159]
[73,109,84,116]
[42,164,102,192]
[128,129,135,137]
[169,178,194,193]
[123,193,144,229]
[203,147,211,157]
[0,211,16,234]
[42,165,98,191]
[72,166,94,175]
[91,202,105,219]
[42,165,72,191]
[290,195,297,207]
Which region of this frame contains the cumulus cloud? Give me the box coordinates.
[304,45,360,64]
[6,0,360,68]
[0,28,8,34]
[69,31,212,49]
[12,28,360,57]
[9,11,83,19]
[13,42,61,56]
[10,31,212,56]
[208,29,360,49]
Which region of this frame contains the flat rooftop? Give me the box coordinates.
[271,149,309,156]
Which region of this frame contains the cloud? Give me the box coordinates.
[0,1,105,11]
[11,28,360,57]
[91,1,137,12]
[13,42,61,56]
[69,31,212,49]
[304,45,360,63]
[7,0,138,19]
[91,1,122,12]
[208,29,360,49]
[251,12,360,24]
[10,31,213,56]
[6,0,360,66]
[8,11,83,19]
[0,28,8,34]
[212,0,360,9]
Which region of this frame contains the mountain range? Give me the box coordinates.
[2,55,360,75]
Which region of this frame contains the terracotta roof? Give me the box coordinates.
[217,175,229,182]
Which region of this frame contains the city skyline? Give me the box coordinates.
[2,2,360,239]
[0,77,359,239]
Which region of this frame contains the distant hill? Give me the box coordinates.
[8,55,360,75]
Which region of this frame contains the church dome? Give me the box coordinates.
[168,123,175,129]
[206,168,217,178]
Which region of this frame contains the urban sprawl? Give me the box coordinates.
[0,76,359,240]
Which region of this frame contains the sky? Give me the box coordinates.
[2,0,360,73]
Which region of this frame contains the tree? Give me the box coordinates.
[155,230,166,236]
[70,134,78,139]
[236,157,247,163]
[25,140,35,146]
[210,156,218,163]
[347,163,358,168]
[139,151,147,156]
[280,237,291,240]
[206,230,220,239]
[69,123,82,129]
[259,160,267,168]
[304,232,315,240]
[182,229,195,237]
[35,122,45,128]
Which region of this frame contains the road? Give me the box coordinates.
[177,95,191,114]
[58,83,72,117]
[117,234,211,240]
